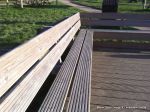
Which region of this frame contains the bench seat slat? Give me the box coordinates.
[0,13,80,98]
[0,21,81,112]
[38,29,87,112]
[67,30,93,112]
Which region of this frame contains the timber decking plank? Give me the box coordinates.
[93,54,150,64]
[92,59,150,67]
[93,64,150,73]
[92,75,150,86]
[93,63,150,72]
[92,72,150,81]
[92,89,150,102]
[93,30,150,41]
[92,82,150,94]
[91,48,150,112]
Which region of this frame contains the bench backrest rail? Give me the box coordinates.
[81,13,150,27]
[81,13,150,20]
[0,13,80,99]
[0,13,81,112]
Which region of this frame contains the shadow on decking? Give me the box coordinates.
[108,53,150,59]
[93,44,150,59]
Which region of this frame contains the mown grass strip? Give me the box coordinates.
[0,2,80,53]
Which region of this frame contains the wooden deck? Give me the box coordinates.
[91,47,150,112]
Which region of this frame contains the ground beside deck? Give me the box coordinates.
[91,47,150,112]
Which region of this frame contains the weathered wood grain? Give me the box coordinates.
[0,18,81,112]
[93,29,150,41]
[91,48,150,112]
[0,13,80,98]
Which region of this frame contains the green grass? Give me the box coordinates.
[0,2,80,50]
[74,0,150,13]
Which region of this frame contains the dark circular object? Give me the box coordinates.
[102,0,118,13]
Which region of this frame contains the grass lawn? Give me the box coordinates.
[74,0,150,13]
[0,2,80,52]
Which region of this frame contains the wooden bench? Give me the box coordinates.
[0,12,93,112]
